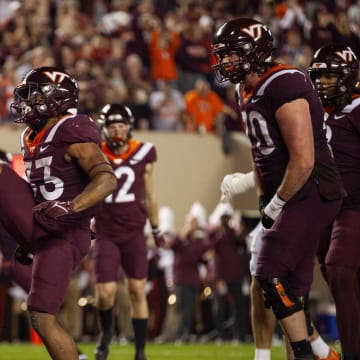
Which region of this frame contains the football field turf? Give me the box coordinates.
[0,341,341,360]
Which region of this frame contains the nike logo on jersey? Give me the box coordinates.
[39,145,49,152]
[130,159,139,165]
[251,97,260,103]
[333,114,345,120]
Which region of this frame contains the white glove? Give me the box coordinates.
[262,193,286,228]
[220,171,254,202]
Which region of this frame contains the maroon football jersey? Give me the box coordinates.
[326,96,360,208]
[95,139,157,235]
[236,64,344,200]
[20,114,102,226]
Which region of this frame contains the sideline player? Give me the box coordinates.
[212,18,344,360]
[93,104,163,360]
[308,44,360,359]
[0,66,116,360]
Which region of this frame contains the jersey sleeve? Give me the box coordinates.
[59,114,102,147]
[265,69,314,113]
[144,142,157,164]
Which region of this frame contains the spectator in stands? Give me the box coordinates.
[149,80,185,131]
[123,53,153,130]
[333,11,360,58]
[348,0,360,37]
[175,20,213,93]
[308,4,338,53]
[73,58,106,118]
[184,77,237,134]
[278,27,313,69]
[148,17,180,87]
[254,0,281,48]
[55,0,94,48]
[0,60,18,124]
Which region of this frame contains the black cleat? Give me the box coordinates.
[135,350,147,360]
[95,346,109,360]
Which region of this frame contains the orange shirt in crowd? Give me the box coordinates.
[184,89,224,133]
[149,29,180,81]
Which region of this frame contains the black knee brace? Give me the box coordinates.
[257,276,303,320]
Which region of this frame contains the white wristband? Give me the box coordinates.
[264,193,286,221]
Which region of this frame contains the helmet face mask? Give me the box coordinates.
[98,104,135,150]
[212,18,274,83]
[308,44,359,109]
[313,72,340,103]
[11,66,79,130]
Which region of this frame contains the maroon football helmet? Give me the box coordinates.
[98,103,135,149]
[212,18,274,83]
[308,44,359,109]
[11,66,79,129]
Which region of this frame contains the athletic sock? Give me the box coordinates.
[132,318,148,351]
[311,336,330,358]
[98,308,113,348]
[254,348,271,360]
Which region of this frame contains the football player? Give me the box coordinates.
[212,18,345,360]
[93,104,163,360]
[309,44,360,360]
[0,66,116,360]
[221,171,339,360]
[0,149,89,360]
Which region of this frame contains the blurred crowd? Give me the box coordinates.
[0,0,359,133]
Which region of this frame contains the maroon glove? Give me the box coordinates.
[32,200,75,235]
[152,227,165,247]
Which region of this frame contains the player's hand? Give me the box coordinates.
[220,172,254,202]
[152,227,165,247]
[33,200,75,234]
[260,193,286,229]
[14,246,33,266]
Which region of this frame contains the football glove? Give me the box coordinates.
[151,227,165,247]
[220,171,254,202]
[14,246,33,266]
[260,193,286,229]
[33,200,75,234]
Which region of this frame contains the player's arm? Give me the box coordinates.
[261,99,314,228]
[66,142,117,212]
[275,98,314,201]
[144,162,165,247]
[143,162,159,228]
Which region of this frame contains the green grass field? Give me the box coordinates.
[0,341,341,360]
